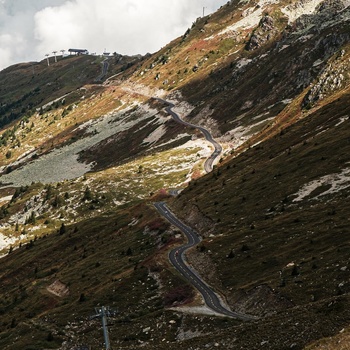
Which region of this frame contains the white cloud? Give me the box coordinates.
[0,0,228,71]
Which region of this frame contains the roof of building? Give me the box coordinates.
[68,48,88,53]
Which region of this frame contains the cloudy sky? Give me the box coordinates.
[0,0,228,71]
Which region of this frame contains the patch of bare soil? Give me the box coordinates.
[186,248,223,290]
[232,284,294,317]
[181,204,216,236]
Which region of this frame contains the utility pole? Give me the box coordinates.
[45,54,50,66]
[203,6,206,17]
[92,306,117,350]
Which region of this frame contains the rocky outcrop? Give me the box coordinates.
[246,15,276,51]
[181,203,215,237]
[290,0,349,32]
[303,48,350,107]
[230,284,294,317]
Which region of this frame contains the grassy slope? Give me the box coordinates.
[0,53,145,129]
[0,1,350,349]
[0,56,100,129]
[131,0,350,145]
[0,201,179,349]
[0,53,148,168]
[170,86,350,347]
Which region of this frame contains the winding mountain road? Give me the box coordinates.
[155,99,256,319]
[154,202,256,320]
[158,99,222,173]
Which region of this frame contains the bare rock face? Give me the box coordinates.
[246,34,261,51]
[186,248,223,293]
[246,15,275,51]
[260,15,275,31]
[183,204,215,237]
[231,284,294,317]
[302,47,350,108]
[294,0,348,31]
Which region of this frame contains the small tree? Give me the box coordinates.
[10,318,17,328]
[227,249,235,259]
[28,211,36,225]
[59,223,66,235]
[47,331,54,342]
[291,265,300,276]
[45,185,53,200]
[126,247,133,256]
[53,195,64,208]
[5,150,12,159]
[280,277,286,287]
[82,186,92,201]
[241,243,250,252]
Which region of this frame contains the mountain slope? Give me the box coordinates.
[0,0,350,349]
[0,53,144,129]
[131,0,350,143]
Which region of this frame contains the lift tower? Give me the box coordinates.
[92,306,116,350]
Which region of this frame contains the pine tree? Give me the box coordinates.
[126,247,133,256]
[59,223,66,235]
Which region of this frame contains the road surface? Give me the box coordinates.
[158,99,222,173]
[154,202,257,321]
[95,58,109,82]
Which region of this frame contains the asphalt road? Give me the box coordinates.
[95,58,109,82]
[154,202,257,321]
[158,99,222,173]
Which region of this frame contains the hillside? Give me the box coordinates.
[0,53,145,129]
[0,0,350,349]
